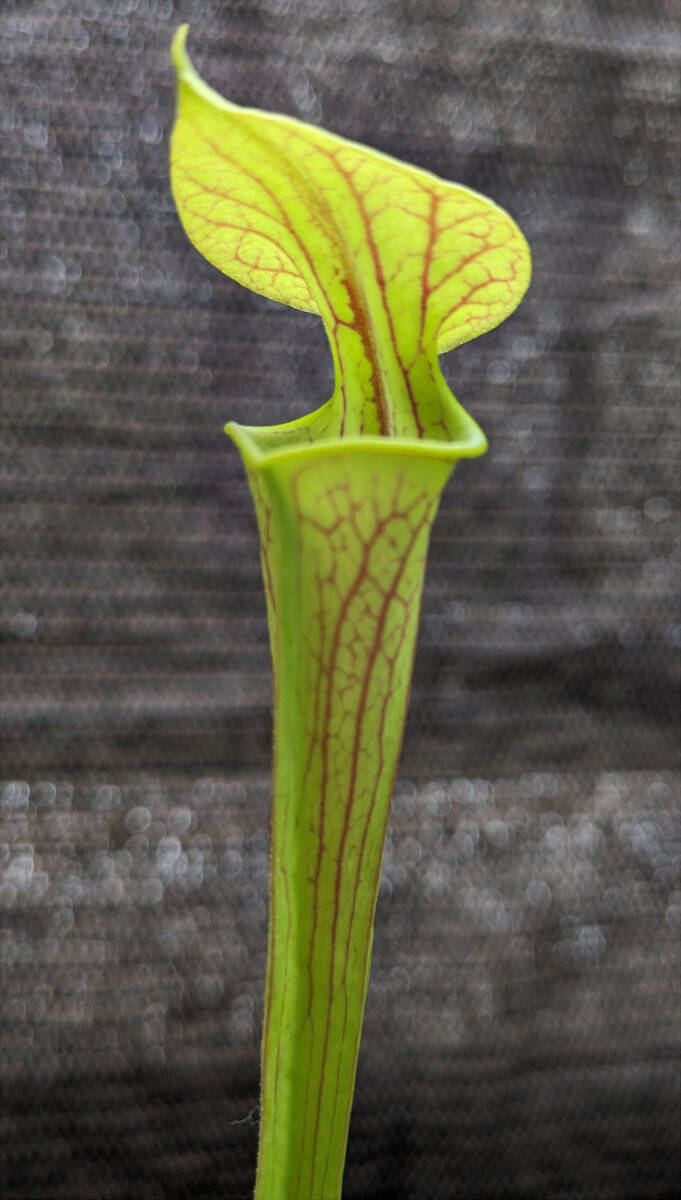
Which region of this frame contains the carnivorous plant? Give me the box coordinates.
[169,25,531,1199]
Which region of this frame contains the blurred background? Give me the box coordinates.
[1,1,679,1197]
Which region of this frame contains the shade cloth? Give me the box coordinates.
[1,1,679,1196]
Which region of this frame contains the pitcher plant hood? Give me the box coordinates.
[170,23,530,461]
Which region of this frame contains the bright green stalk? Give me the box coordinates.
[169,25,530,1200]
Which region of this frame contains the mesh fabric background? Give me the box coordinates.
[1,1,680,1197]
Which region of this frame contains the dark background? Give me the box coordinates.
[1,1,679,1197]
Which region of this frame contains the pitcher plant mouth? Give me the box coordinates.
[225,407,488,471]
[169,22,531,1200]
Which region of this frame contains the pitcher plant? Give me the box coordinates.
[169,25,531,1199]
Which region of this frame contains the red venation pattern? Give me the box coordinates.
[170,43,529,1198]
[171,74,530,443]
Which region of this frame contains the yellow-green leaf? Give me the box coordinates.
[169,27,532,1200]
